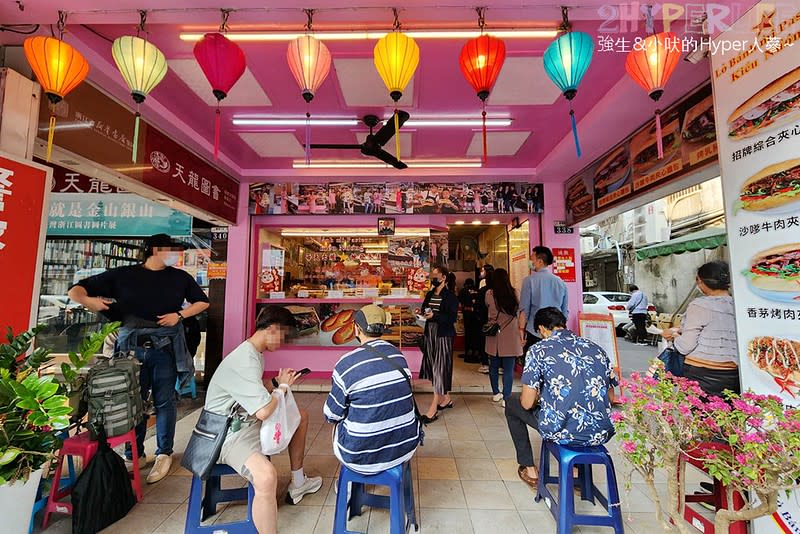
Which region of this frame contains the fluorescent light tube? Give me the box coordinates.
[180,29,558,42]
[292,160,482,169]
[233,118,511,127]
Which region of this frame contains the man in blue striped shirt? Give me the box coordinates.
[324,305,421,474]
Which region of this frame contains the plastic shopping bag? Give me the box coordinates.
[260,388,302,455]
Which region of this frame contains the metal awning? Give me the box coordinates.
[635,227,727,261]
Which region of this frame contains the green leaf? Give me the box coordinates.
[16,398,40,410]
[51,416,70,429]
[43,396,66,409]
[0,448,21,466]
[35,382,58,400]
[27,412,48,426]
[46,406,73,417]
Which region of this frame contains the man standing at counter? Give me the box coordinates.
[518,246,568,354]
[68,233,210,484]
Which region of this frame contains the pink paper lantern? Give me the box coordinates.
[193,32,246,159]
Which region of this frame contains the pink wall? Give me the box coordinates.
[539,183,583,331]
[222,182,252,355]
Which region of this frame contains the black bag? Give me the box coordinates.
[658,346,685,376]
[180,404,239,480]
[481,322,501,336]
[72,430,136,534]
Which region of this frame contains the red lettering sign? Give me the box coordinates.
[0,155,50,333]
[552,247,577,283]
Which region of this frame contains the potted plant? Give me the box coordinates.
[0,326,73,534]
[614,363,800,533]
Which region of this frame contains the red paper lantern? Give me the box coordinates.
[459,34,506,162]
[625,32,681,159]
[193,32,246,159]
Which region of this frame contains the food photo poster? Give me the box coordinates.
[711,2,800,531]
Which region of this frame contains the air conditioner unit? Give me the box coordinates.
[580,236,595,254]
[633,201,668,248]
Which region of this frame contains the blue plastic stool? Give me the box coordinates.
[185,464,255,533]
[334,462,417,534]
[30,431,76,534]
[176,375,197,399]
[534,442,624,534]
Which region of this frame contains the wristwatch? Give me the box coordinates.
[271,377,279,388]
[176,311,184,322]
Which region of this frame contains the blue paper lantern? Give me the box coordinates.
[543,31,594,157]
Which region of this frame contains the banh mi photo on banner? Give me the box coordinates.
[737,159,800,213]
[593,145,631,198]
[631,117,682,177]
[566,178,592,219]
[748,336,800,388]
[681,95,716,145]
[745,243,800,301]
[727,65,800,140]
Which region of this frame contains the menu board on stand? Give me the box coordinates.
[710,3,800,530]
[577,312,623,401]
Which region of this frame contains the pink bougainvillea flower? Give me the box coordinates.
[622,441,637,454]
[741,432,765,444]
[610,411,625,423]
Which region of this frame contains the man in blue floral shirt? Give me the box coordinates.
[505,307,616,487]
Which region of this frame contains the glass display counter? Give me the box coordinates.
[252,225,432,349]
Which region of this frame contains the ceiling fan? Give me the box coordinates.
[309,111,410,169]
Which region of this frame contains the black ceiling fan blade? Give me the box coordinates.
[308,143,362,150]
[374,148,408,170]
[372,110,411,147]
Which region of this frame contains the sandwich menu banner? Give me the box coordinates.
[711,3,800,531]
[565,83,718,225]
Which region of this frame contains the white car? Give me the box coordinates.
[582,291,657,332]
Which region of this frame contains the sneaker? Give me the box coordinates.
[478,365,490,374]
[492,393,504,402]
[146,454,172,484]
[498,368,504,375]
[124,455,149,471]
[286,475,323,504]
[500,399,506,408]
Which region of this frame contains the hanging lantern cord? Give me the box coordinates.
[645,5,655,35]
[569,101,582,158]
[56,10,66,39]
[392,8,401,31]
[220,9,232,33]
[654,108,663,159]
[559,6,571,32]
[137,10,147,37]
[482,108,488,163]
[305,111,311,165]
[304,9,315,31]
[476,7,486,34]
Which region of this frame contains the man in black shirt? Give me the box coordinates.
[68,234,210,483]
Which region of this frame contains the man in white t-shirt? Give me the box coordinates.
[205,305,322,534]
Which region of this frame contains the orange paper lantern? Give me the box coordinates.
[24,36,89,161]
[625,32,681,159]
[459,34,506,162]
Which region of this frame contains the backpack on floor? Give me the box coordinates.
[86,354,144,440]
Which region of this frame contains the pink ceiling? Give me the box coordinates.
[2,1,755,182]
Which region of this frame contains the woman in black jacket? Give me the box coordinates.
[417,265,459,424]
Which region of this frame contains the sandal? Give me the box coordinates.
[420,413,439,425]
[437,401,454,410]
[518,465,539,488]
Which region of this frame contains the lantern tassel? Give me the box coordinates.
[394,110,401,162]
[482,108,488,163]
[655,109,663,159]
[214,107,221,160]
[569,107,582,159]
[132,111,141,163]
[46,114,56,162]
[305,111,311,165]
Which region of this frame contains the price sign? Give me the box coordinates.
[211,226,229,241]
[554,221,575,234]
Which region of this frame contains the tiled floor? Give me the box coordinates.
[36,388,712,534]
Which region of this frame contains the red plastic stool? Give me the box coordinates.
[42,429,143,528]
[678,442,746,534]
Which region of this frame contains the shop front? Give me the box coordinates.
[220,179,581,374]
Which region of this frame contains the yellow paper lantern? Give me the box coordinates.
[23,36,89,161]
[373,30,419,160]
[373,32,419,102]
[112,35,168,162]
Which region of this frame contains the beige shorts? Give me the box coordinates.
[218,421,264,482]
